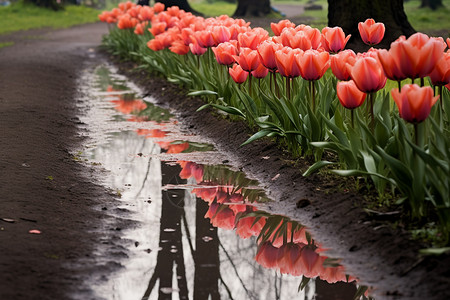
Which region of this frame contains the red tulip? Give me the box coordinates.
[117,14,138,30]
[255,242,280,269]
[350,57,386,93]
[138,6,154,21]
[229,64,248,84]
[321,26,351,53]
[233,47,260,72]
[377,49,407,81]
[251,63,269,79]
[149,21,167,36]
[205,203,235,230]
[153,2,165,13]
[447,37,450,49]
[169,40,189,55]
[298,49,330,81]
[238,28,269,50]
[358,18,385,45]
[277,243,303,276]
[429,51,450,86]
[275,47,302,78]
[189,38,207,56]
[235,216,265,239]
[336,80,366,109]
[211,25,231,44]
[212,42,238,66]
[390,33,445,79]
[271,19,296,36]
[331,49,356,81]
[257,39,284,71]
[391,84,439,123]
[193,30,216,48]
[134,22,146,35]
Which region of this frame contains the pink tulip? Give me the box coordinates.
[358,18,385,45]
[233,47,260,72]
[331,49,356,81]
[229,64,248,84]
[336,80,366,109]
[257,40,284,71]
[275,47,302,78]
[350,57,386,93]
[271,19,296,36]
[391,84,439,123]
[377,49,407,81]
[429,51,450,86]
[297,49,330,81]
[321,26,351,53]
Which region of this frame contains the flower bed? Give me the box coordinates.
[99,2,450,246]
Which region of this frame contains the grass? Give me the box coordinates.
[0,41,14,48]
[190,1,236,16]
[0,1,100,35]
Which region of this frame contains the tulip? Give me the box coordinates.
[358,18,385,46]
[169,40,189,55]
[390,33,446,80]
[117,14,138,30]
[298,49,330,81]
[274,47,302,79]
[229,64,248,84]
[193,30,216,48]
[277,243,303,276]
[271,19,296,36]
[447,37,450,49]
[205,203,235,230]
[257,39,284,71]
[337,80,366,109]
[251,63,269,79]
[429,51,450,86]
[233,47,260,72]
[350,57,386,93]
[255,242,280,269]
[153,2,165,13]
[211,25,231,44]
[189,38,207,56]
[238,28,269,50]
[149,21,167,36]
[133,22,146,35]
[391,84,439,123]
[321,26,351,53]
[138,6,154,21]
[331,49,356,81]
[212,42,238,66]
[377,49,407,82]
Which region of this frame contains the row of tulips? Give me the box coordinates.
[100,2,450,241]
[106,88,369,296]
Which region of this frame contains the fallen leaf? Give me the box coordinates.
[0,218,15,223]
[29,229,41,234]
[271,174,280,181]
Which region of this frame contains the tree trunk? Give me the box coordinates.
[420,0,443,10]
[328,0,416,51]
[154,0,203,15]
[233,0,271,17]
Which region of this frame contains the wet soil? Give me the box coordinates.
[0,21,449,300]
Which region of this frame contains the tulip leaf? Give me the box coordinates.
[187,90,218,97]
[196,103,245,118]
[419,247,450,256]
[241,130,273,146]
[353,286,368,300]
[303,161,335,177]
[298,276,310,292]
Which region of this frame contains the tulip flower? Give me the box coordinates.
[235,216,265,239]
[298,49,330,81]
[358,18,385,46]
[257,39,284,72]
[169,40,189,55]
[212,42,238,66]
[205,203,235,230]
[138,6,154,21]
[211,25,231,44]
[429,51,450,86]
[321,26,351,53]
[331,49,356,81]
[193,30,216,48]
[189,38,207,56]
[274,47,302,79]
[229,64,248,84]
[337,80,366,109]
[117,14,138,30]
[255,242,280,269]
[233,47,260,72]
[271,19,296,36]
[377,49,407,82]
[251,63,269,79]
[153,2,165,13]
[390,33,446,80]
[391,84,439,123]
[447,38,450,49]
[350,57,386,93]
[238,28,269,50]
[133,22,146,35]
[149,21,167,36]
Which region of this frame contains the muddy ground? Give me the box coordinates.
[0,21,449,300]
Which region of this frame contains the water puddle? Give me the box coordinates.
[78,65,369,300]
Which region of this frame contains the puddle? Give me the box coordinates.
[78,65,369,300]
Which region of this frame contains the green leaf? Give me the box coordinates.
[298,276,311,292]
[353,286,368,300]
[331,169,396,184]
[187,90,218,96]
[196,103,246,118]
[241,130,273,146]
[303,161,335,176]
[419,247,450,255]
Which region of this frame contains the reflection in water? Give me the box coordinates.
[79,65,371,300]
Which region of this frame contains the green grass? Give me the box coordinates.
[0,41,14,48]
[405,0,450,36]
[190,1,236,16]
[0,1,100,35]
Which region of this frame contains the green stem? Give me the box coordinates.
[368,92,375,132]
[420,77,425,87]
[351,109,354,128]
[398,80,402,93]
[248,73,253,98]
[310,80,316,112]
[286,77,291,101]
[274,72,280,98]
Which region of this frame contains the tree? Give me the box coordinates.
[233,0,271,17]
[420,0,443,10]
[328,0,416,50]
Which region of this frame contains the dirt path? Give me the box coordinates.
[0,23,132,300]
